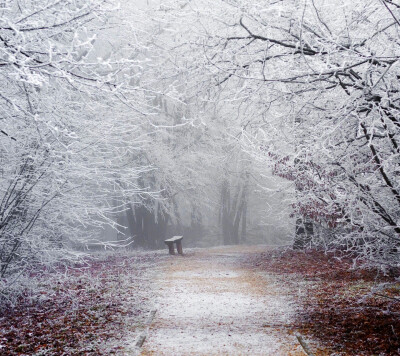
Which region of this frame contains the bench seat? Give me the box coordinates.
[164,236,183,255]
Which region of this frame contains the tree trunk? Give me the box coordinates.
[220,176,248,245]
[293,217,313,249]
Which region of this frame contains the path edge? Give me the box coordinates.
[133,308,157,355]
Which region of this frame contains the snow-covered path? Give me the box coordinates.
[141,245,307,355]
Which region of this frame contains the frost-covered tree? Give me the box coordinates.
[0,0,158,284]
[158,0,400,266]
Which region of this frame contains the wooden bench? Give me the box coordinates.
[164,236,183,255]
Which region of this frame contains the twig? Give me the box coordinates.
[0,129,16,141]
[135,334,146,348]
[373,293,400,302]
[134,308,157,354]
[296,333,315,356]
[381,0,400,26]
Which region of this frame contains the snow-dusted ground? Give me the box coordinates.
[141,245,307,355]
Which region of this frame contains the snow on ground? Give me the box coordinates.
[141,245,307,355]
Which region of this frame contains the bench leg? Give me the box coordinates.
[176,240,183,255]
[166,243,175,255]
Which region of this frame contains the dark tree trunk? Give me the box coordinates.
[293,217,313,249]
[220,176,248,245]
[241,199,247,242]
[123,204,169,249]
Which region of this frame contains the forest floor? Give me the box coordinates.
[0,251,168,355]
[0,245,399,355]
[251,248,400,355]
